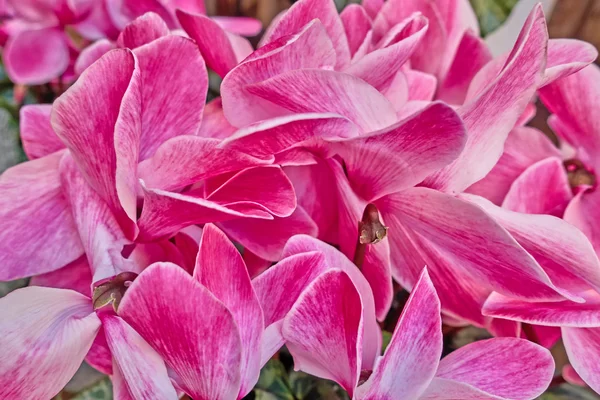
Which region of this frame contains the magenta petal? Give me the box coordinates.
[195,224,263,396]
[119,262,243,400]
[282,270,363,396]
[101,314,177,400]
[542,39,598,87]
[19,104,65,159]
[340,4,371,57]
[561,327,600,394]
[357,269,442,400]
[117,11,169,49]
[74,39,117,76]
[4,27,69,84]
[0,151,83,280]
[0,287,100,399]
[426,4,547,193]
[52,48,142,238]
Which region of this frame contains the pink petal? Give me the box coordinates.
[340,4,372,57]
[561,327,600,394]
[177,11,252,78]
[333,101,466,201]
[356,269,442,400]
[282,270,363,397]
[30,255,92,296]
[246,69,397,132]
[4,27,69,84]
[466,127,562,205]
[424,338,554,399]
[74,39,117,76]
[52,48,142,238]
[19,104,65,159]
[542,39,598,87]
[211,16,262,37]
[502,157,572,217]
[194,224,263,396]
[426,4,547,193]
[0,151,83,280]
[0,287,100,399]
[260,0,350,69]
[101,314,177,400]
[564,189,600,255]
[405,69,437,101]
[119,262,242,400]
[117,11,169,48]
[221,20,337,127]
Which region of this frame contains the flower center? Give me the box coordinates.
[92,271,138,313]
[563,159,596,193]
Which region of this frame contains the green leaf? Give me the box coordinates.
[470,0,519,37]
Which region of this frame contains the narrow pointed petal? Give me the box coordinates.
[102,314,177,400]
[283,270,363,397]
[561,327,600,394]
[31,256,92,296]
[52,48,142,237]
[20,105,65,159]
[0,151,83,280]
[195,224,263,396]
[74,39,117,76]
[119,262,243,400]
[117,11,169,49]
[357,269,441,400]
[0,287,101,399]
[340,4,371,57]
[564,189,600,255]
[426,4,547,192]
[541,39,598,87]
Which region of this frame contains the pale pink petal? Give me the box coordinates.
[562,327,600,394]
[119,262,242,400]
[117,11,169,49]
[340,4,371,57]
[563,364,587,387]
[405,69,437,101]
[194,224,263,396]
[282,270,363,397]
[101,314,177,400]
[0,151,83,280]
[0,287,101,399]
[200,98,238,139]
[356,269,441,400]
[564,189,600,255]
[260,0,350,69]
[52,48,142,238]
[426,5,547,193]
[502,157,572,217]
[30,255,92,296]
[19,104,65,159]
[221,20,336,127]
[541,39,598,87]
[4,27,69,84]
[246,69,397,132]
[177,11,252,78]
[211,16,262,36]
[74,39,117,76]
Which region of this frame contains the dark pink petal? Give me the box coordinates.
[426,4,547,193]
[4,27,69,84]
[52,48,142,238]
[561,327,600,394]
[101,314,177,400]
[133,35,207,160]
[195,224,263,396]
[0,151,83,280]
[465,194,600,297]
[466,127,561,205]
[74,39,117,76]
[502,157,572,217]
[340,4,371,57]
[178,11,252,78]
[117,11,169,49]
[221,20,336,127]
[260,0,350,69]
[423,338,554,399]
[564,189,600,255]
[542,39,598,87]
[345,14,427,91]
[0,287,100,399]
[405,69,437,101]
[283,270,363,396]
[119,262,242,400]
[333,102,466,201]
[19,104,65,159]
[30,256,92,296]
[246,69,397,132]
[356,269,441,399]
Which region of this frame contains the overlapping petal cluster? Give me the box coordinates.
[1,0,599,399]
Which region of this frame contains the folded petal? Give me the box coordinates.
[541,39,598,87]
[282,270,363,397]
[30,255,92,296]
[195,224,263,396]
[119,262,242,400]
[426,4,547,193]
[0,151,83,280]
[340,4,371,57]
[117,11,169,49]
[4,27,69,84]
[74,39,117,76]
[101,314,177,400]
[564,188,600,255]
[52,48,142,238]
[0,287,100,399]
[561,327,600,394]
[356,268,441,400]
[19,104,65,159]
